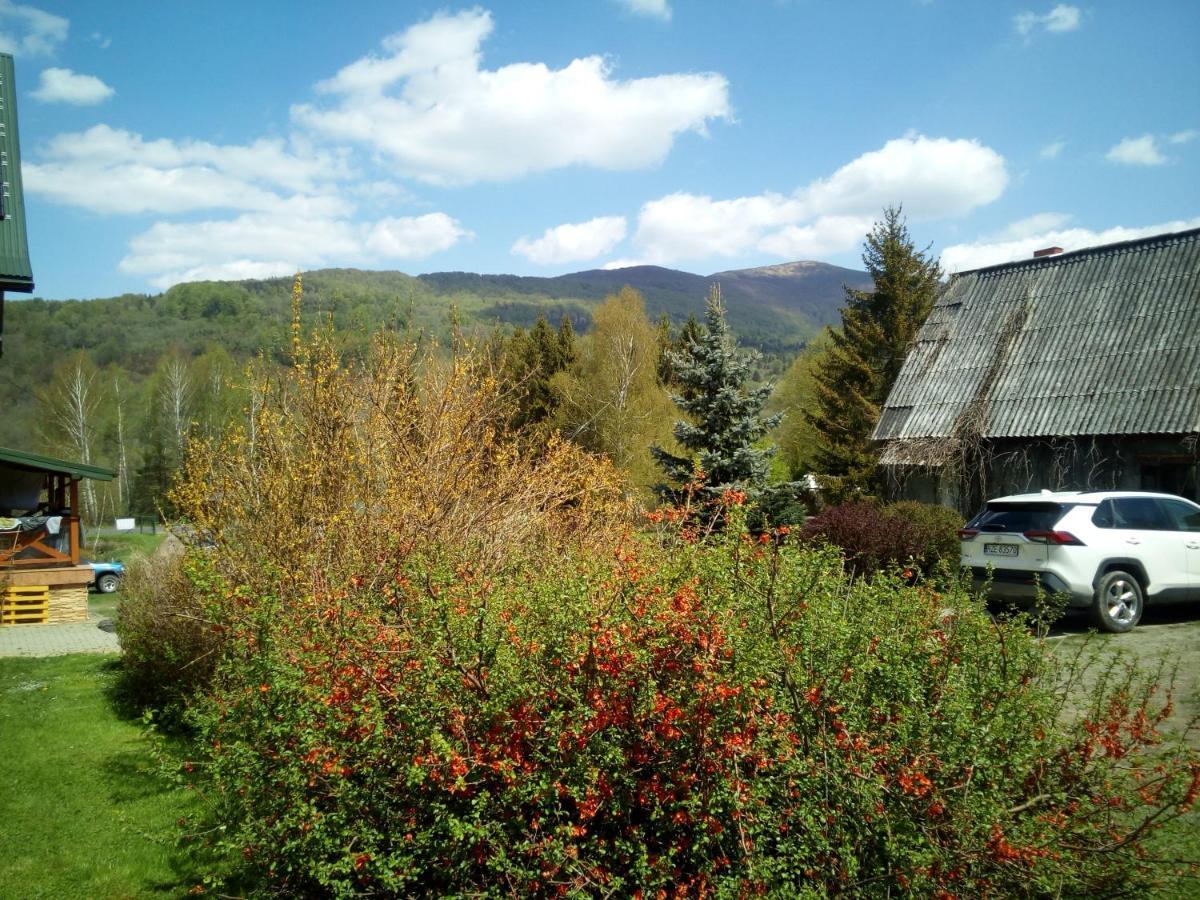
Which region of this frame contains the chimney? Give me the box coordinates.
[1033,246,1063,258]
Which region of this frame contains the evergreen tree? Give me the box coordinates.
[130,402,175,518]
[808,207,941,499]
[497,315,578,432]
[556,315,578,371]
[657,312,704,391]
[652,287,781,505]
[654,313,673,385]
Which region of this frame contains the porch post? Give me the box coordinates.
[68,477,80,565]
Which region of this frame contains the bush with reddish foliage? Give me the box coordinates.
[798,499,963,580]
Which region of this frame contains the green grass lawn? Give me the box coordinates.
[0,655,223,899]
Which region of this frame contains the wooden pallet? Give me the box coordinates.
[1,585,50,625]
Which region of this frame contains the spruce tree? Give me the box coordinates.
[657,312,704,391]
[808,207,941,499]
[497,315,578,432]
[557,314,578,371]
[652,287,781,506]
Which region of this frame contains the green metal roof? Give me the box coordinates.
[0,446,115,481]
[0,53,32,293]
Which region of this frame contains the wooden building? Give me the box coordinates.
[873,228,1200,515]
[0,447,114,625]
[0,52,35,357]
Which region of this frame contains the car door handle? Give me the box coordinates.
[1189,541,1200,550]
[1126,538,1140,545]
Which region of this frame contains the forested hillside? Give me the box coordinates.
[0,260,866,520]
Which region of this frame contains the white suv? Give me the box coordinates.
[960,491,1200,632]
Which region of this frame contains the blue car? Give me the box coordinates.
[86,560,125,593]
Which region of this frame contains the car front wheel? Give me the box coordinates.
[96,573,120,594]
[1092,570,1143,633]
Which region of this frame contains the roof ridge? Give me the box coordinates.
[952,225,1200,279]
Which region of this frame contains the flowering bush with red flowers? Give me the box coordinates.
[182,506,1198,897]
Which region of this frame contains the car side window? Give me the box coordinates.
[1112,497,1170,530]
[1092,500,1115,528]
[1158,498,1200,532]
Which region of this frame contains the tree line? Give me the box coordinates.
[16,206,938,524]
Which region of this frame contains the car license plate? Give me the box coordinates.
[983,543,1018,557]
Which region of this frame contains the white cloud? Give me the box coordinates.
[512,216,627,265]
[758,216,878,259]
[992,212,1073,239]
[0,1,67,56]
[803,134,1007,219]
[90,31,110,49]
[291,8,729,185]
[1042,4,1082,31]
[1014,4,1082,36]
[143,259,302,286]
[120,210,472,289]
[31,67,114,105]
[1039,140,1065,159]
[25,124,352,214]
[1106,134,1167,166]
[364,214,470,259]
[633,191,805,262]
[26,122,470,288]
[1169,129,1198,145]
[940,217,1200,273]
[615,0,671,22]
[628,134,1008,265]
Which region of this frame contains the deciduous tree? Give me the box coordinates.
[38,351,104,521]
[554,288,672,491]
[770,334,830,479]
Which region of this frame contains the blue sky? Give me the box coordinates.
[4,0,1198,299]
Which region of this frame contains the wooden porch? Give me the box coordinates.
[0,447,115,625]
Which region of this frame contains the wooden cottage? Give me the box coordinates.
[0,447,115,625]
[873,227,1200,515]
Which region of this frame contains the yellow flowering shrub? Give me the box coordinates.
[171,278,628,603]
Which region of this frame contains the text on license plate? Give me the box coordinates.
[983,543,1019,557]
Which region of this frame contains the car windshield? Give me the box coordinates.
[967,502,1070,533]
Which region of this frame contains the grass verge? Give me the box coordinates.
[0,654,222,899]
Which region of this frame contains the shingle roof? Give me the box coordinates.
[873,227,1200,453]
